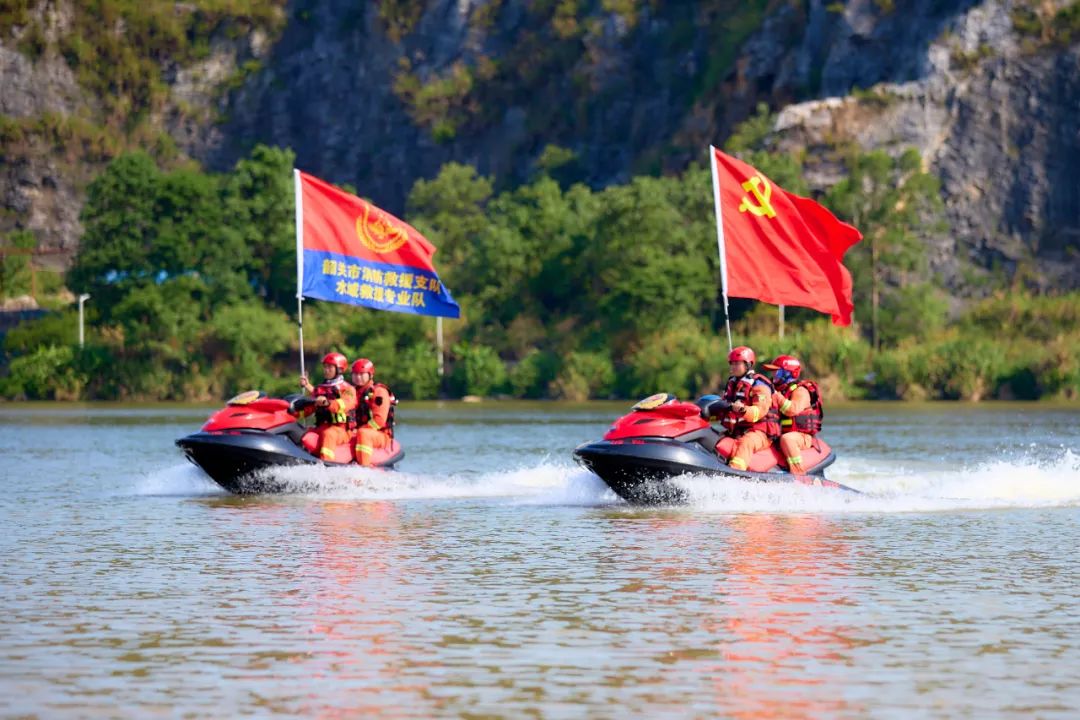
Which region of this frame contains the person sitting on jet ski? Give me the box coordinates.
[349,357,397,466]
[298,352,358,461]
[763,355,824,476]
[701,346,781,470]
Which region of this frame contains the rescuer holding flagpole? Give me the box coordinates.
[706,146,860,467]
[298,351,357,461]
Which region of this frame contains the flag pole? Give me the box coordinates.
[779,304,785,339]
[293,168,306,380]
[436,316,444,377]
[709,146,733,351]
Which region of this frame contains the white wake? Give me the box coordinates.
[139,448,1080,512]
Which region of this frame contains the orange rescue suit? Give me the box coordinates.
[772,380,823,474]
[353,382,395,466]
[720,372,778,471]
[299,379,357,461]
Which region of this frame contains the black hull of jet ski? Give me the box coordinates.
[573,437,847,505]
[176,430,403,494]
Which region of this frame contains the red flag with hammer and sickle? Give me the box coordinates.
[709,146,863,325]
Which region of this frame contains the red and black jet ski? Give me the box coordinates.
[573,393,856,505]
[176,390,403,494]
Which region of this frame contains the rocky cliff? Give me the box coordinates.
[0,0,282,266]
[1,0,1077,290]
[768,0,1080,291]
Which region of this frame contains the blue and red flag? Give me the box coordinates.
[294,170,460,318]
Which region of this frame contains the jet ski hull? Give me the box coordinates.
[573,437,848,505]
[176,430,403,494]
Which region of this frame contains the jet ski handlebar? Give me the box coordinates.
[696,395,731,418]
[285,395,316,415]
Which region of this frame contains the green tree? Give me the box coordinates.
[0,229,35,297]
[406,162,494,285]
[450,342,507,396]
[456,176,599,333]
[69,151,252,319]
[549,350,615,400]
[68,152,162,312]
[221,144,297,308]
[625,318,724,398]
[585,174,715,346]
[3,310,80,352]
[3,345,83,400]
[204,302,293,364]
[509,349,560,398]
[825,148,946,349]
[111,277,208,360]
[394,343,441,399]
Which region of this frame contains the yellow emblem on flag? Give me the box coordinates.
[356,203,408,253]
[738,175,777,219]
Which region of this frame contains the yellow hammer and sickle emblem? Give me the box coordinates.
[738,175,777,219]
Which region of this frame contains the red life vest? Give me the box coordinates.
[778,380,824,435]
[356,382,398,437]
[721,371,780,439]
[312,379,355,427]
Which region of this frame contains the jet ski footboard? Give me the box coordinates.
[675,426,723,455]
[270,421,307,446]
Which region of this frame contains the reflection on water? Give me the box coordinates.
[709,515,864,719]
[0,403,1079,717]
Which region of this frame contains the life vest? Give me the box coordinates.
[721,371,780,439]
[312,379,354,427]
[356,382,398,437]
[778,380,824,435]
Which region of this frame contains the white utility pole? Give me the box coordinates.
[77,293,91,348]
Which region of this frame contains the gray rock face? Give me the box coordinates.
[938,48,1080,290]
[0,3,90,257]
[208,1,429,209]
[771,1,1080,290]
[0,45,84,118]
[0,144,86,258]
[1,0,1077,292]
[0,1,86,119]
[207,0,720,207]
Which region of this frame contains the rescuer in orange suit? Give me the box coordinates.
[299,352,357,461]
[763,355,824,475]
[350,358,397,466]
[702,346,780,471]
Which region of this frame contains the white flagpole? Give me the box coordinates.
[709,145,733,351]
[294,168,306,380]
[436,316,444,378]
[779,304,785,339]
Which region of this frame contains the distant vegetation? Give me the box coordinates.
[1012,1,1080,48]
[2,132,1077,402]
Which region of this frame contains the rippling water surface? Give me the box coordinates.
[1,401,1079,718]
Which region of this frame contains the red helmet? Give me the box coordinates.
[321,352,348,374]
[727,346,756,364]
[762,354,802,379]
[351,358,375,377]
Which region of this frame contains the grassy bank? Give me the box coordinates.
[3,291,1076,403]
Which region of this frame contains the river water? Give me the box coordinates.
[1,401,1079,718]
